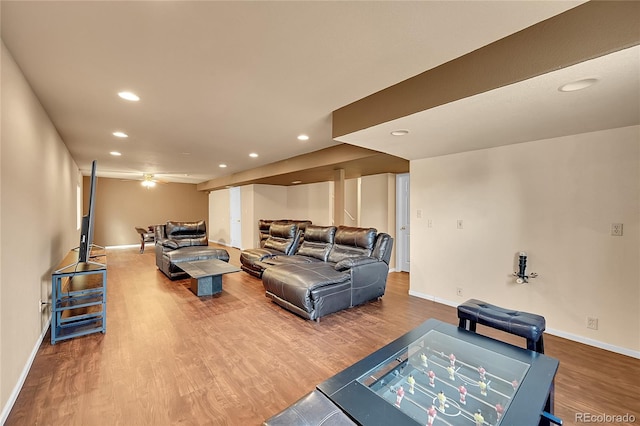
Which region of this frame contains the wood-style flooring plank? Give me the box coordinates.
[5,244,640,425]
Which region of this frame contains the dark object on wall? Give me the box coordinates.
[79,160,97,263]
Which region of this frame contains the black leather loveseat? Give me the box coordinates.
[244,225,393,321]
[155,220,229,279]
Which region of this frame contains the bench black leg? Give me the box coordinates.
[527,336,545,353]
[458,318,477,332]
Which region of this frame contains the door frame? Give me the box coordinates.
[395,173,410,272]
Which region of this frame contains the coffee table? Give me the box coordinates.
[178,259,240,296]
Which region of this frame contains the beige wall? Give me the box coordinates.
[86,177,208,247]
[208,178,396,264]
[209,188,231,246]
[360,173,396,235]
[409,126,640,356]
[1,41,80,418]
[286,182,333,226]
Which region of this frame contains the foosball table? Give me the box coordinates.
[317,319,559,426]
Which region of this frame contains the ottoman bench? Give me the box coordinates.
[457,298,546,353]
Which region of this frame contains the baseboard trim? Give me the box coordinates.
[105,244,139,250]
[1,315,51,424]
[408,290,639,359]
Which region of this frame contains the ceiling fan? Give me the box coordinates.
[140,173,166,188]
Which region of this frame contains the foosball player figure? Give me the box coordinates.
[478,380,487,396]
[449,353,456,367]
[447,365,455,380]
[478,366,486,381]
[437,390,447,411]
[458,385,467,405]
[473,409,484,426]
[512,379,519,390]
[420,352,428,367]
[495,403,504,420]
[407,374,416,394]
[427,405,437,426]
[428,370,436,387]
[395,385,405,407]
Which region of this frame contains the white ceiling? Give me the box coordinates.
[2,0,615,184]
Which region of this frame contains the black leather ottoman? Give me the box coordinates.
[263,390,355,426]
[457,298,546,353]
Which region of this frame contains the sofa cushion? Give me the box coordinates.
[327,227,377,263]
[296,225,337,261]
[263,223,299,254]
[262,263,349,314]
[334,256,378,272]
[166,220,206,237]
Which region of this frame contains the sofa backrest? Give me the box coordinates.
[372,233,394,265]
[258,219,275,247]
[258,219,312,248]
[161,220,208,248]
[327,226,377,264]
[296,225,337,261]
[264,222,299,255]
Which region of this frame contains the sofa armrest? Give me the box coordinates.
[334,256,378,271]
[348,260,389,306]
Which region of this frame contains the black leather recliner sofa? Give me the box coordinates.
[154,220,229,279]
[245,225,393,321]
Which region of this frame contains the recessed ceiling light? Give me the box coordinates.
[110,151,122,156]
[297,134,309,141]
[558,78,598,92]
[249,153,259,158]
[118,91,140,101]
[219,164,227,168]
[391,130,409,136]
[112,131,128,138]
[292,180,302,184]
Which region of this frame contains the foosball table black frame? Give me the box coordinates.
[317,318,559,426]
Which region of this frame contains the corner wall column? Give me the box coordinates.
[333,169,345,226]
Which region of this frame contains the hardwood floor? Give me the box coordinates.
[6,245,639,425]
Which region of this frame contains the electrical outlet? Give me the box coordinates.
[457,219,463,229]
[427,219,433,228]
[456,287,463,297]
[416,209,423,219]
[587,317,599,330]
[611,223,623,236]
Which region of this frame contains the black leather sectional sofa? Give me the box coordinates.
[241,223,393,320]
[154,220,229,279]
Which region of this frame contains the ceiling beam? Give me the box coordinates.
[197,144,408,192]
[332,0,640,138]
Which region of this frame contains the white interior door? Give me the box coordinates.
[396,174,410,272]
[229,187,242,248]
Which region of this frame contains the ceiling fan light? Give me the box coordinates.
[118,91,140,101]
[141,180,156,188]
